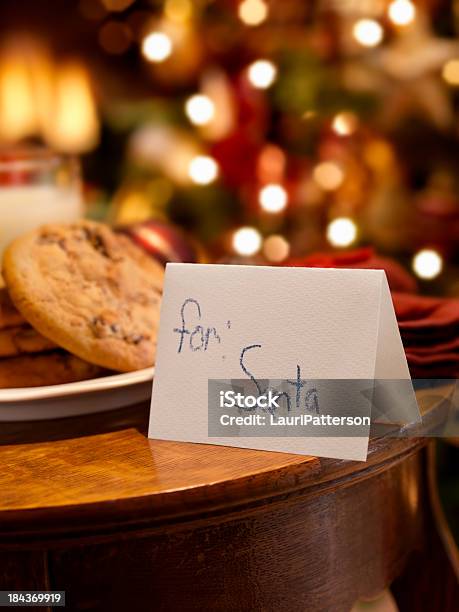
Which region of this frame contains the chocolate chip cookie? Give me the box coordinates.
[3,221,164,372]
[0,325,56,357]
[0,288,24,329]
[0,351,103,388]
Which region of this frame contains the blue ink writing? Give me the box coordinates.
[174,298,221,354]
[239,344,319,414]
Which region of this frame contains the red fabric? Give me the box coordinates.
[392,292,459,328]
[391,292,459,378]
[286,248,418,294]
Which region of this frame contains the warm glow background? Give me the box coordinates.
[0,0,459,293]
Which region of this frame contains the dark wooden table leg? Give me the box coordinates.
[392,443,459,611]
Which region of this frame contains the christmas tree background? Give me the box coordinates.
[1,0,459,295]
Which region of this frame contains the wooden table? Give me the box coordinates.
[0,401,458,612]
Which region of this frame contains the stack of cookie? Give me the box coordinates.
[0,220,164,388]
[0,288,103,387]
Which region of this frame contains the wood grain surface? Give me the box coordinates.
[0,401,426,538]
[0,396,457,611]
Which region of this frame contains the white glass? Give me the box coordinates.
[0,148,83,260]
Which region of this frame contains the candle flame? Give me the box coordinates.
[0,54,38,141]
[45,62,99,153]
[0,37,99,153]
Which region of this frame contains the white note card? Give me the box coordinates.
[148,264,415,461]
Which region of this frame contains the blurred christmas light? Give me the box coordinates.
[263,235,290,262]
[313,161,344,191]
[165,0,193,23]
[129,125,200,185]
[98,21,132,55]
[442,59,459,85]
[247,60,277,89]
[188,155,219,185]
[332,112,358,136]
[200,69,236,139]
[185,94,215,126]
[326,218,357,247]
[111,179,173,224]
[257,145,286,183]
[141,32,173,63]
[233,227,262,256]
[238,0,268,26]
[259,184,288,213]
[353,19,383,47]
[412,249,443,280]
[112,190,153,225]
[364,140,394,172]
[388,0,416,26]
[302,110,317,120]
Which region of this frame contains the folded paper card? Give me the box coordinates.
[149,264,418,461]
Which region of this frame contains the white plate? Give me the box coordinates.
[0,367,154,421]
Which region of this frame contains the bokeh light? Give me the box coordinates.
[185,94,215,126]
[141,32,173,63]
[233,226,262,256]
[442,59,459,85]
[326,218,357,247]
[188,155,219,185]
[353,19,383,47]
[259,184,288,213]
[388,0,416,26]
[332,112,358,136]
[263,235,290,262]
[412,249,443,280]
[164,0,193,23]
[238,0,268,26]
[313,161,344,191]
[257,145,286,183]
[247,60,277,89]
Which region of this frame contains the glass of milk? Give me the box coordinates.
[0,148,83,261]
